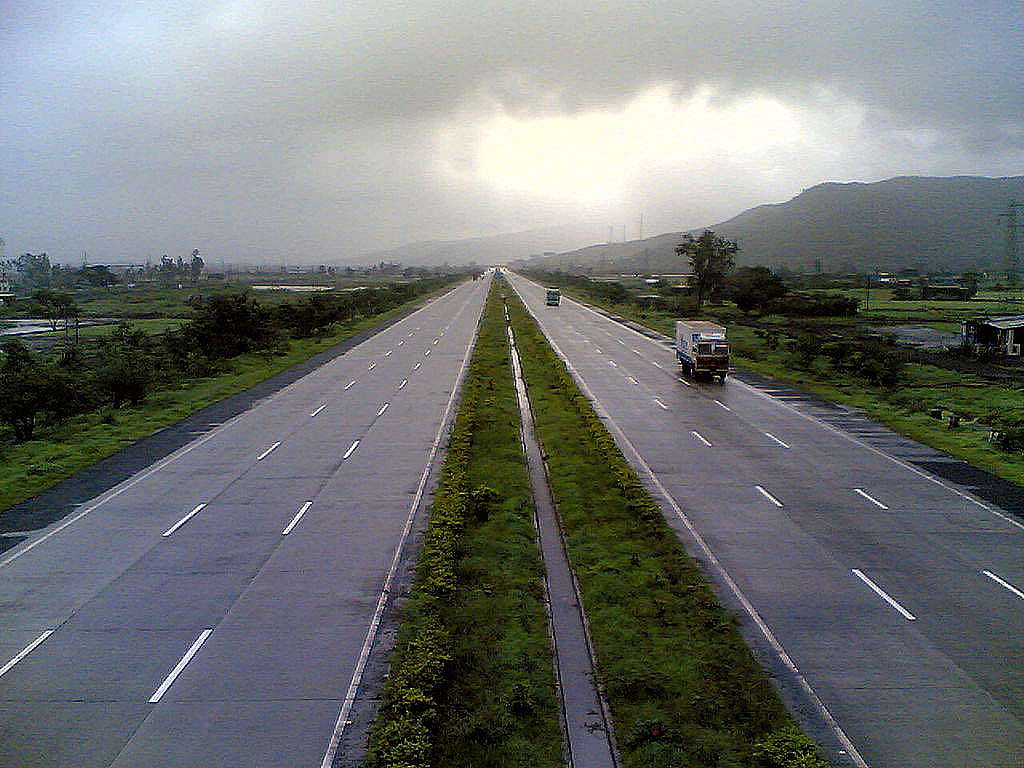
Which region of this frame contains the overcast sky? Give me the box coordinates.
[2,0,1022,264]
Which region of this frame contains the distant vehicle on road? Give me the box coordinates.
[546,287,561,306]
[676,320,729,382]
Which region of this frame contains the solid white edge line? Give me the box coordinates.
[765,432,791,449]
[161,503,207,537]
[310,404,327,418]
[755,485,784,507]
[256,441,281,461]
[714,399,732,411]
[691,430,712,447]
[148,629,213,703]
[343,440,360,460]
[345,380,356,390]
[0,280,473,571]
[654,397,669,410]
[0,630,54,679]
[376,402,390,417]
[852,569,916,620]
[982,570,1024,600]
[282,501,313,535]
[319,284,483,768]
[854,488,890,510]
[506,273,869,768]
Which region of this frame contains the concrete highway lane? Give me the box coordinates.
[0,275,491,767]
[508,272,1024,768]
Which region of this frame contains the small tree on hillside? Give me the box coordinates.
[676,230,738,311]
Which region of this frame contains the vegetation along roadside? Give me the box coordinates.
[504,286,828,768]
[0,276,464,517]
[364,283,562,768]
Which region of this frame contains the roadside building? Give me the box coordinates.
[963,314,1024,357]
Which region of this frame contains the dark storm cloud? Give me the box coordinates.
[1,0,1021,262]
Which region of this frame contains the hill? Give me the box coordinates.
[512,176,1024,274]
[353,223,607,267]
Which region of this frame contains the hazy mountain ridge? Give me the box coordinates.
[354,223,608,266]
[511,176,1024,274]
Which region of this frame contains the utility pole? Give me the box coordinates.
[639,212,644,241]
[998,200,1024,285]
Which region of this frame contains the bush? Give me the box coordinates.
[727,267,789,313]
[751,725,830,767]
[994,423,1024,454]
[768,293,859,317]
[0,340,81,441]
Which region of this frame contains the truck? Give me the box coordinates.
[546,287,561,306]
[676,320,729,382]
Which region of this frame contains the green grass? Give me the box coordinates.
[831,287,1024,324]
[0,288,456,518]
[365,283,561,768]
[505,289,827,768]
[33,318,187,338]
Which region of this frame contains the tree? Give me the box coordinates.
[15,252,53,288]
[190,250,204,282]
[0,340,77,440]
[727,266,788,313]
[676,230,738,310]
[961,271,981,298]
[94,322,155,406]
[31,289,78,332]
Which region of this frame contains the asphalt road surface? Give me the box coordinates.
[508,272,1024,768]
[0,275,490,767]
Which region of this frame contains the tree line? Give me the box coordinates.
[0,277,459,442]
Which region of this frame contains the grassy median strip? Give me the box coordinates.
[504,289,827,768]
[0,286,453,516]
[365,285,562,768]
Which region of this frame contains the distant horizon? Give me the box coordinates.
[8,172,1023,269]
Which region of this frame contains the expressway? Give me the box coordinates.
[508,272,1024,768]
[0,275,490,767]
